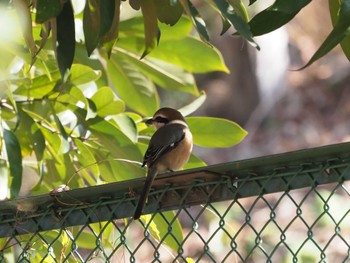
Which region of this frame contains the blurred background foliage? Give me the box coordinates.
[1,0,350,261]
[0,0,349,199]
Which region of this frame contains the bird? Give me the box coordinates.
[133,107,193,220]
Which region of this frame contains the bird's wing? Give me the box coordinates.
[142,124,186,168]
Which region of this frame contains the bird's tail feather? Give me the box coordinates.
[133,167,158,220]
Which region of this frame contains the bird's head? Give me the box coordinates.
[146,107,186,130]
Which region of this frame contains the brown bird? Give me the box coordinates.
[133,108,193,220]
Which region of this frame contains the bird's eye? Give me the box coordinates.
[155,116,169,124]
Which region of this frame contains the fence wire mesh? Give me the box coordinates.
[1,143,350,262]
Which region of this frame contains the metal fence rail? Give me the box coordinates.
[1,143,350,262]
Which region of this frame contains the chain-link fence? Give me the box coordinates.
[1,143,350,262]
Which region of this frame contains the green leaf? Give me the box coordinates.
[91,86,125,117]
[140,0,160,58]
[56,86,89,115]
[183,153,206,169]
[73,139,99,181]
[51,111,70,155]
[21,107,69,157]
[115,49,199,95]
[101,0,121,57]
[329,0,350,61]
[69,64,101,86]
[227,0,249,22]
[47,153,76,184]
[99,0,115,37]
[129,0,140,10]
[112,114,138,142]
[117,36,229,73]
[147,37,229,73]
[145,211,184,252]
[118,16,192,41]
[14,71,60,98]
[248,0,311,36]
[179,91,206,116]
[83,0,101,56]
[4,129,23,198]
[200,1,231,35]
[87,117,143,161]
[0,160,8,199]
[38,22,52,54]
[187,117,248,147]
[300,0,350,69]
[56,0,75,77]
[35,0,62,23]
[214,0,259,49]
[156,0,183,26]
[98,158,145,181]
[74,44,108,86]
[180,0,210,42]
[13,0,37,62]
[15,110,45,161]
[107,52,159,116]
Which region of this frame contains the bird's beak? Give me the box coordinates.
[145,118,154,125]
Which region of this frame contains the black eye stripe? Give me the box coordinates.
[155,116,169,123]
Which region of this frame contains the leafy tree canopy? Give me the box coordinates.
[1,0,349,199]
[0,0,349,257]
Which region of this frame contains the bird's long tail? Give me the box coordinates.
[133,167,158,220]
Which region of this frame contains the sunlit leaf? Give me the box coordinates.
[73,139,99,181]
[15,110,45,161]
[179,91,206,116]
[87,117,144,161]
[148,37,229,73]
[83,0,100,56]
[107,52,158,116]
[98,158,145,181]
[47,153,76,184]
[13,0,37,62]
[56,86,89,115]
[115,49,198,95]
[183,154,206,169]
[74,231,97,249]
[144,211,184,252]
[69,64,101,86]
[4,129,22,198]
[38,21,52,54]
[0,160,8,200]
[51,110,70,154]
[119,16,192,41]
[187,117,248,147]
[117,36,228,73]
[91,86,125,117]
[14,71,60,99]
[112,114,138,142]
[21,107,70,159]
